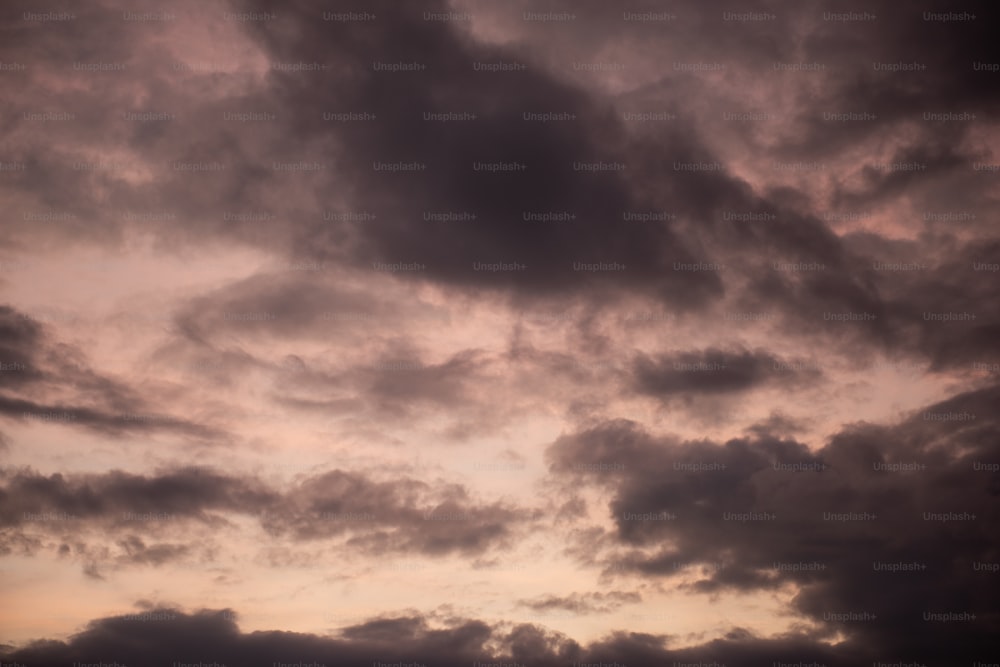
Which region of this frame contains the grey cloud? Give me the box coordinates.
[546,384,1000,654]
[0,465,535,562]
[0,305,226,440]
[517,591,642,614]
[2,605,988,666]
[630,347,816,397]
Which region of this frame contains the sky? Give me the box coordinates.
[0,0,998,665]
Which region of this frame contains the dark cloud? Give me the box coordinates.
[169,271,439,344]
[0,304,46,387]
[630,347,814,397]
[147,277,516,436]
[261,468,533,556]
[3,0,999,661]
[115,536,191,566]
[4,605,994,666]
[0,304,225,440]
[0,465,535,563]
[0,466,277,571]
[2,609,558,667]
[3,0,994,376]
[547,384,1000,656]
[232,0,726,304]
[518,591,642,614]
[1,0,734,311]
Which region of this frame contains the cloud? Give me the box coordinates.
[261,469,534,556]
[3,603,994,666]
[2,0,999,659]
[0,305,225,441]
[546,384,1000,654]
[518,591,642,614]
[0,466,274,529]
[0,466,536,567]
[630,347,814,397]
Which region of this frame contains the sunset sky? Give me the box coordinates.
[1,0,998,665]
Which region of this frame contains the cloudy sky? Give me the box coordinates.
[1,0,998,665]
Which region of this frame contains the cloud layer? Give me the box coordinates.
[1,0,998,663]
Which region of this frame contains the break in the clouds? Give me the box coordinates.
[1,0,999,664]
